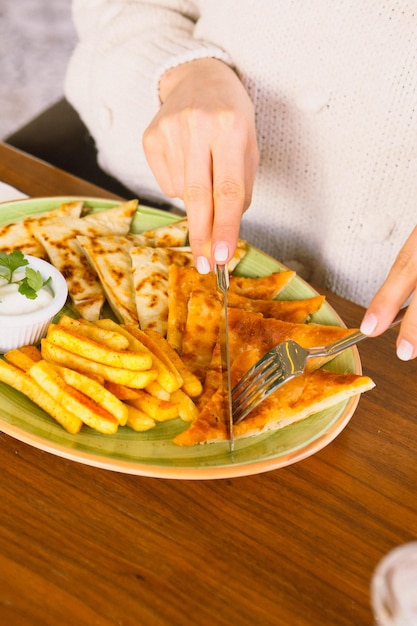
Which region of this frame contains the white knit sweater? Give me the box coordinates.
[65,0,417,305]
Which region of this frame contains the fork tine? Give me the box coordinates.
[232,347,286,424]
[232,350,276,402]
[232,340,308,424]
[232,364,288,423]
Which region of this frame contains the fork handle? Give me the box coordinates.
[310,305,408,358]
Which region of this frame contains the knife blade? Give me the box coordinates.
[215,263,234,452]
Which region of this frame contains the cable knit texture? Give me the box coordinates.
[66,0,417,306]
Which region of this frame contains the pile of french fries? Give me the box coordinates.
[0,315,202,435]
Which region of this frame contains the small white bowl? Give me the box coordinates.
[0,254,68,353]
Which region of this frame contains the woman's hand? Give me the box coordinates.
[143,57,259,271]
[360,226,417,360]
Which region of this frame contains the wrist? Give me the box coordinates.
[159,57,233,103]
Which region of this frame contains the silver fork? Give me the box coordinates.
[232,307,408,424]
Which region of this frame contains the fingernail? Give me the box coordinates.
[397,339,414,361]
[360,313,378,335]
[196,256,211,274]
[214,242,229,263]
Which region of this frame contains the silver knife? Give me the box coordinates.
[215,263,234,452]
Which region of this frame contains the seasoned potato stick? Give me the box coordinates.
[97,319,181,393]
[104,381,140,401]
[4,348,39,372]
[58,315,130,350]
[170,389,199,423]
[46,325,152,370]
[41,339,157,388]
[57,365,128,425]
[0,359,82,434]
[19,345,43,362]
[124,325,183,393]
[144,329,203,398]
[145,380,171,400]
[126,405,156,432]
[128,390,179,422]
[29,360,118,434]
[94,318,147,348]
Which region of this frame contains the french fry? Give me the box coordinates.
[4,348,39,372]
[46,325,152,371]
[19,345,43,363]
[127,390,179,422]
[104,381,140,401]
[124,325,184,392]
[145,380,171,400]
[41,339,158,388]
[144,328,203,398]
[97,319,182,393]
[56,365,128,425]
[0,359,82,434]
[170,389,199,423]
[29,360,119,434]
[58,314,130,350]
[126,404,156,432]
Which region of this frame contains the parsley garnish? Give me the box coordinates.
[0,250,51,300]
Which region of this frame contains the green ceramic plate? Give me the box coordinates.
[0,197,362,479]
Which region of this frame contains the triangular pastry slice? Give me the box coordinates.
[174,308,375,445]
[0,200,84,258]
[174,367,374,445]
[129,246,195,335]
[77,234,146,325]
[32,200,138,320]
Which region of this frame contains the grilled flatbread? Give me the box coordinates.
[76,218,194,325]
[174,367,374,445]
[181,290,222,381]
[128,229,248,336]
[226,308,357,372]
[0,200,84,258]
[130,247,195,335]
[174,307,375,445]
[227,292,325,323]
[130,218,189,247]
[166,266,295,353]
[32,200,138,320]
[77,234,146,325]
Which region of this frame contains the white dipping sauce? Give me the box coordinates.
[0,271,53,315]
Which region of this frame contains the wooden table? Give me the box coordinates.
[0,142,416,626]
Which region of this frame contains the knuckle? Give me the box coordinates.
[214,178,245,204]
[184,183,211,205]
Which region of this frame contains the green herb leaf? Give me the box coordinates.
[18,277,38,300]
[0,251,51,300]
[0,250,29,282]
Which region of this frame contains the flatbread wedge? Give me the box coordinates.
[129,246,195,335]
[77,234,147,325]
[130,218,189,247]
[174,308,375,445]
[227,292,325,323]
[32,200,138,320]
[0,200,84,258]
[166,266,295,352]
[227,308,361,371]
[174,368,375,445]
